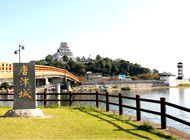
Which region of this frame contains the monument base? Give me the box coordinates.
[3,108,44,117]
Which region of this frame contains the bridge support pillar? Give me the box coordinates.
[36,79,40,87]
[45,78,49,85]
[55,83,61,106]
[67,81,72,93]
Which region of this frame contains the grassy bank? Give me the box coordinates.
[0,106,178,139]
[177,83,190,87]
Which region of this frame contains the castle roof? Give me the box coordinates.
[60,42,68,47]
[158,72,176,77]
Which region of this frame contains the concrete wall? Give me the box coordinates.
[80,80,165,88]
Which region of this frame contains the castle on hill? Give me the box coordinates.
[53,42,74,62]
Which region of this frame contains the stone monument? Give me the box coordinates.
[4,63,44,117]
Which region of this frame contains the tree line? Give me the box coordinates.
[30,54,159,78]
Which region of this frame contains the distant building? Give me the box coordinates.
[158,72,176,86]
[53,42,74,62]
[77,59,94,64]
[117,74,132,81]
[86,71,102,81]
[177,62,183,80]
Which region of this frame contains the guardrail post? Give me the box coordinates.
[69,91,72,106]
[136,95,141,121]
[161,97,166,129]
[96,91,99,108]
[119,93,123,115]
[44,91,47,107]
[106,92,109,111]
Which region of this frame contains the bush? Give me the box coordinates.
[177,83,190,87]
[109,76,118,81]
[0,83,10,90]
[130,76,139,80]
[137,122,154,131]
[77,76,86,82]
[130,73,160,80]
[122,86,132,90]
[114,85,119,88]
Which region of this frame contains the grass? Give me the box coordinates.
[121,85,132,90]
[114,84,119,88]
[0,106,179,139]
[177,83,190,87]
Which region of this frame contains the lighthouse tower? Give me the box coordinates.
[177,62,183,80]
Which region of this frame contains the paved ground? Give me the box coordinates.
[99,108,190,139]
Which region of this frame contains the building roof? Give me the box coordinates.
[60,42,68,47]
[158,72,176,77]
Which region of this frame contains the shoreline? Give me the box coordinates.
[73,86,190,91]
[99,108,190,139]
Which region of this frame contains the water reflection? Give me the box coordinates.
[0,94,13,107]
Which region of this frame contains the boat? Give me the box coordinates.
[78,89,85,92]
[100,88,107,91]
[121,87,131,90]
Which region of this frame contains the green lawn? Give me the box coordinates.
[0,106,178,139]
[177,83,190,87]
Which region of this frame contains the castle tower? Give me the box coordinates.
[177,62,183,80]
[53,42,73,62]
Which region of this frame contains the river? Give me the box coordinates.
[1,87,190,134]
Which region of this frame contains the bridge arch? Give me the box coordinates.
[0,62,80,85]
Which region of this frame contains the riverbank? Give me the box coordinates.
[72,85,190,92]
[0,106,178,139]
[100,108,190,139]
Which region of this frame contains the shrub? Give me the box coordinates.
[122,86,132,90]
[0,83,10,90]
[77,76,86,82]
[114,85,119,88]
[137,122,154,131]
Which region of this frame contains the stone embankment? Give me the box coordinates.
[79,80,165,88]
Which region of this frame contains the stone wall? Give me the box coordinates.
[79,80,165,88]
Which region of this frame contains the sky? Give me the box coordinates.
[1,0,190,78]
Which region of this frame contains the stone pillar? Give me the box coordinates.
[55,83,61,106]
[36,79,40,87]
[67,81,72,93]
[45,78,49,85]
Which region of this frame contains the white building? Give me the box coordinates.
[158,71,189,86]
[53,42,73,62]
[158,72,176,86]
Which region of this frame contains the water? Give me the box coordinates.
[1,87,190,134]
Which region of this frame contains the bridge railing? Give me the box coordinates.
[35,65,79,82]
[1,91,190,129]
[0,63,79,83]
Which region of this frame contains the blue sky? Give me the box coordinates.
[1,0,190,78]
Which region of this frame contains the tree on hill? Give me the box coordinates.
[62,55,69,62]
[29,60,45,65]
[96,54,101,61]
[30,54,157,78]
[152,69,159,74]
[45,54,53,62]
[75,56,81,61]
